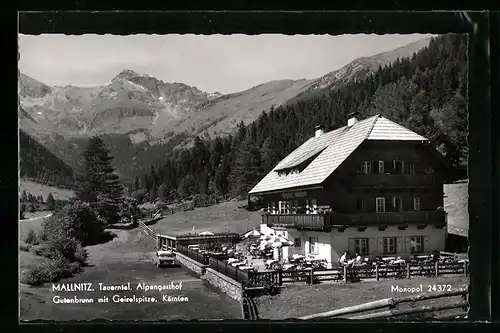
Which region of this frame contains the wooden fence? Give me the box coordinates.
[298,288,469,320]
[138,220,156,240]
[176,244,211,265]
[280,261,469,284]
[208,257,250,284]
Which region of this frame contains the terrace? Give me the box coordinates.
[263,210,447,231]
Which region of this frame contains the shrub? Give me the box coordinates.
[45,232,80,261]
[21,267,48,286]
[20,243,31,252]
[192,194,210,208]
[37,229,47,242]
[157,201,168,211]
[53,199,70,212]
[73,244,89,266]
[43,200,107,246]
[44,257,73,282]
[69,261,82,274]
[24,229,39,245]
[31,244,49,257]
[118,196,141,224]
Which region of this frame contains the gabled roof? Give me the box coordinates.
[249,115,428,195]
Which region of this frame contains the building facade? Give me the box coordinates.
[250,114,454,265]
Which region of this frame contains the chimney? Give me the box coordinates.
[314,125,324,138]
[347,111,359,127]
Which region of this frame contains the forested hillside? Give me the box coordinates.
[128,33,468,203]
[19,130,74,188]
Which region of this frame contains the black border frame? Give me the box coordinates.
[7,8,498,333]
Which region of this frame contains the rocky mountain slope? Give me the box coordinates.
[19,37,432,179]
[287,37,432,104]
[19,129,74,188]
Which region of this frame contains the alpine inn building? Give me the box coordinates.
[248,114,456,266]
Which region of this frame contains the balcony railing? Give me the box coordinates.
[348,211,447,224]
[263,210,446,231]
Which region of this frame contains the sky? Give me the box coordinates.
[18,33,434,94]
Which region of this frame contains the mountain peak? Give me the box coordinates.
[114,69,142,81]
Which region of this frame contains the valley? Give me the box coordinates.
[19,38,432,180]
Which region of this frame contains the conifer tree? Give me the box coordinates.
[75,136,123,225]
[45,193,55,210]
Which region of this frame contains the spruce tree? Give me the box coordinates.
[75,136,123,225]
[45,193,55,210]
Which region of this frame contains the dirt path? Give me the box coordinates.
[20,213,53,222]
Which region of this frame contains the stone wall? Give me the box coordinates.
[175,252,207,276]
[205,268,243,302]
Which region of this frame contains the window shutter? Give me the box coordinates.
[348,238,355,256]
[386,197,392,212]
[372,160,379,174]
[423,236,429,252]
[369,238,376,255]
[396,237,403,254]
[377,237,384,254]
[379,161,385,174]
[404,236,411,253]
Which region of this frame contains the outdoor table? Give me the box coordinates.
[227,258,239,264]
[232,261,246,267]
[239,266,255,271]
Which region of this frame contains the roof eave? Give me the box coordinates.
[249,185,324,196]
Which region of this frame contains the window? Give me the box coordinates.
[383,237,397,254]
[269,202,277,214]
[376,197,386,213]
[294,238,301,247]
[405,162,415,175]
[378,161,385,174]
[393,197,403,212]
[410,236,424,254]
[354,238,369,255]
[393,160,404,174]
[279,201,286,214]
[359,161,371,174]
[308,237,318,254]
[306,199,318,214]
[413,197,421,211]
[356,198,366,212]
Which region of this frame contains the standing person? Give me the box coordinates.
[340,251,347,265]
[355,253,362,265]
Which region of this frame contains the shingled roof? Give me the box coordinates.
[249,114,428,195]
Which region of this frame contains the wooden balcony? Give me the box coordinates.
[262,210,446,231]
[353,174,438,188]
[348,211,447,224]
